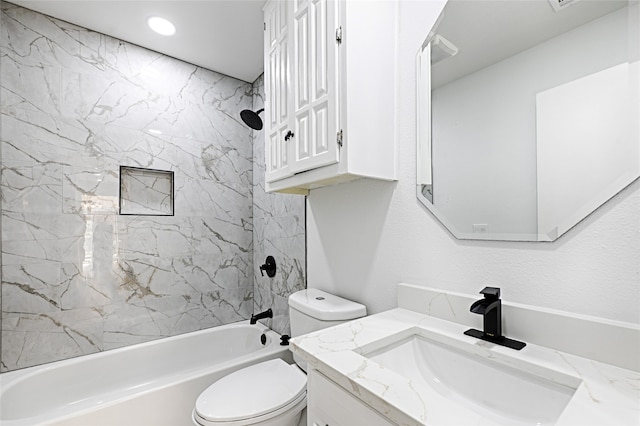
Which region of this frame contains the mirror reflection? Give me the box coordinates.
[417,0,639,241]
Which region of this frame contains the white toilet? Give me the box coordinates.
[192,289,366,426]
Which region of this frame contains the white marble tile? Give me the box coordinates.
[62,167,119,214]
[0,111,101,168]
[198,216,252,253]
[98,125,170,170]
[0,2,305,372]
[61,69,173,128]
[103,38,167,81]
[0,2,260,372]
[1,4,100,72]
[59,262,115,310]
[1,313,103,370]
[115,217,195,259]
[111,257,174,302]
[101,302,172,349]
[250,74,306,337]
[175,176,252,218]
[1,304,105,368]
[2,239,66,265]
[2,212,59,243]
[2,261,63,314]
[1,163,63,212]
[0,60,62,115]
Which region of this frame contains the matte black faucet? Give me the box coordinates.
[464,287,526,350]
[250,308,273,325]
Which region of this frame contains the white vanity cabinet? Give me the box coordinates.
[307,368,396,426]
[263,0,397,195]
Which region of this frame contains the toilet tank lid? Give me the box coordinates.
[289,289,366,321]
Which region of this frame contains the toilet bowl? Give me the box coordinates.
[193,289,366,426]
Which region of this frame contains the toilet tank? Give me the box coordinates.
[289,289,366,371]
[288,289,366,338]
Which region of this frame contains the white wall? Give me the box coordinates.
[306,0,640,325]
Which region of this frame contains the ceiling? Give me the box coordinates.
[431,0,629,88]
[9,0,266,83]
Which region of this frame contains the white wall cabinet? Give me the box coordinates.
[307,368,396,426]
[264,0,397,195]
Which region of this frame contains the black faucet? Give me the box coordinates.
[464,287,526,350]
[250,308,273,325]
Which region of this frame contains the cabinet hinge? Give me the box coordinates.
[336,26,342,44]
[337,129,343,148]
[264,22,266,31]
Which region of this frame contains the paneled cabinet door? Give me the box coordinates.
[290,0,340,175]
[265,0,340,184]
[265,0,293,181]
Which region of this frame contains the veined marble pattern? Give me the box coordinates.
[251,75,306,336]
[292,309,640,426]
[0,3,260,371]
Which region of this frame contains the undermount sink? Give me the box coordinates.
[362,328,581,425]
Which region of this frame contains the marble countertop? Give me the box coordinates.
[290,308,640,426]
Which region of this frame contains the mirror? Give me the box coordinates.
[417,0,639,241]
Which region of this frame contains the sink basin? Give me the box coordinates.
[362,329,580,425]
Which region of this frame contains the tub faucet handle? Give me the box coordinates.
[259,256,276,277]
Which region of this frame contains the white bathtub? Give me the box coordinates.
[0,321,291,426]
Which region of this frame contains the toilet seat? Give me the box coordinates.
[194,358,307,426]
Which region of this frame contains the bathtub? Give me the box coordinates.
[0,321,291,426]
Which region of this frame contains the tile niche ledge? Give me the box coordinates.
[290,283,640,426]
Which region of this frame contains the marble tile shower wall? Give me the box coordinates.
[0,3,295,372]
[251,75,306,336]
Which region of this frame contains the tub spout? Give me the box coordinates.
[250,308,273,325]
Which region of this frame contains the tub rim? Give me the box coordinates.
[0,320,288,426]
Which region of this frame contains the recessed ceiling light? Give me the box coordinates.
[147,16,176,36]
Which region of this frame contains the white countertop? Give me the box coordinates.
[290,308,640,426]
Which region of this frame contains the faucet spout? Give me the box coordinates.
[250,308,273,325]
[470,298,496,315]
[470,297,501,337]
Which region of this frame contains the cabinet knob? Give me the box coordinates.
[284,130,295,141]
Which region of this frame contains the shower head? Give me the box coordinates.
[240,108,264,130]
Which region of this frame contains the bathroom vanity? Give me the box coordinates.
[263,0,397,194]
[291,284,640,425]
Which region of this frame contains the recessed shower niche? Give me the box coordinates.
[119,166,174,216]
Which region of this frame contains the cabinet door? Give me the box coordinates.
[265,0,294,182]
[290,0,340,175]
[307,369,396,426]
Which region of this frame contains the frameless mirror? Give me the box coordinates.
[417,0,639,241]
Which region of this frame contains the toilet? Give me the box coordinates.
[192,289,366,426]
